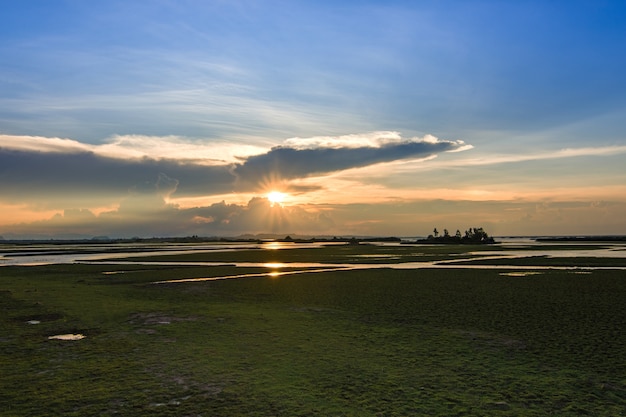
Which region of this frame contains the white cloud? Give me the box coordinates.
[446,143,474,152]
[0,133,266,164]
[99,135,266,163]
[283,131,403,149]
[468,145,626,165]
[394,145,626,171]
[0,134,93,154]
[282,131,468,150]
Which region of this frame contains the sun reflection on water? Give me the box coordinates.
[263,262,287,269]
[264,241,289,250]
[263,262,287,278]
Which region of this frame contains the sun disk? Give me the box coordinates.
[267,191,286,204]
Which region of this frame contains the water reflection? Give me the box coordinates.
[263,241,288,250]
[152,261,626,285]
[263,262,288,269]
[470,247,626,258]
[0,243,259,266]
[154,267,346,284]
[499,272,543,277]
[3,240,626,284]
[0,241,334,266]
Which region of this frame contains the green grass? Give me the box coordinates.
[1,257,625,415]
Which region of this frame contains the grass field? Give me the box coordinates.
[1,244,625,416]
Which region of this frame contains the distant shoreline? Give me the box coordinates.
[535,236,626,243]
[1,235,625,245]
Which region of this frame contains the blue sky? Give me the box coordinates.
[1,0,626,238]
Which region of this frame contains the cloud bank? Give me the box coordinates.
[3,129,626,238]
[233,133,469,185]
[0,132,467,205]
[0,131,474,237]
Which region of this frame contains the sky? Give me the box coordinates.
[1,0,626,239]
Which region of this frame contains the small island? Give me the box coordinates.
[413,227,495,244]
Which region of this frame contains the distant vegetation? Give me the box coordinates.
[415,227,495,244]
[0,235,404,245]
[536,236,626,243]
[279,235,401,244]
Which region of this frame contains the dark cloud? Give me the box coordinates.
[1,136,465,207]
[0,148,235,206]
[233,140,462,185]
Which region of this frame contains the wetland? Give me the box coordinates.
[1,239,625,415]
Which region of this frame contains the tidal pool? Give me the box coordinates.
[499,272,544,277]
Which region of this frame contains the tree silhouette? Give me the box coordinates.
[420,226,495,244]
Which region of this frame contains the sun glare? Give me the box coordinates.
[267,191,286,205]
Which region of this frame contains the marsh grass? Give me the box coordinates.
[452,256,626,267]
[1,251,625,415]
[117,243,495,264]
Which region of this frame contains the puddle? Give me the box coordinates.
[27,320,41,325]
[499,272,543,277]
[48,334,86,340]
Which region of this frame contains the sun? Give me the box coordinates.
[267,191,287,205]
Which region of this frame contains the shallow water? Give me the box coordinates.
[470,247,626,258]
[152,261,626,284]
[499,272,543,277]
[3,240,626,283]
[0,241,333,266]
